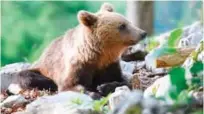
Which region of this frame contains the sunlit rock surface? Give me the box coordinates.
[145,21,203,70]
[144,39,203,102]
[0,62,31,92]
[0,95,28,108]
[14,91,97,114]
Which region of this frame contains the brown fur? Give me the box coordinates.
[17,3,146,96]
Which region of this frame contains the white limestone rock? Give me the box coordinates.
[108,86,131,110]
[0,62,31,92]
[0,95,28,108]
[14,91,97,114]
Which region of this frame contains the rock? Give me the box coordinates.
[178,31,203,48]
[145,21,203,70]
[121,44,147,62]
[122,61,145,74]
[192,91,203,106]
[156,47,195,68]
[108,86,130,110]
[110,90,172,114]
[0,95,28,108]
[0,93,8,102]
[188,21,203,34]
[0,62,31,92]
[120,61,146,81]
[143,76,171,100]
[14,91,98,114]
[145,47,195,69]
[120,61,136,81]
[155,21,203,47]
[110,90,144,114]
[150,68,168,74]
[134,61,146,71]
[178,21,203,48]
[110,90,192,114]
[120,61,135,75]
[144,39,204,102]
[7,83,24,95]
[182,39,204,69]
[131,68,163,90]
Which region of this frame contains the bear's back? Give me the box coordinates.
[32,28,76,79]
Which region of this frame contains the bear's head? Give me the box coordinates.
[78,3,146,46]
[77,3,147,66]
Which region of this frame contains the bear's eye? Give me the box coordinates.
[119,24,126,31]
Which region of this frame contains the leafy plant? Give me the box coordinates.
[167,28,182,47]
[71,98,83,105]
[92,94,110,114]
[147,28,183,63]
[168,61,203,102]
[190,61,203,75]
[168,66,188,100]
[145,36,160,52]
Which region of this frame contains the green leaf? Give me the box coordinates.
[168,67,188,99]
[145,37,160,52]
[169,86,179,100]
[168,28,183,47]
[191,77,202,85]
[93,94,110,113]
[71,98,83,105]
[190,61,204,75]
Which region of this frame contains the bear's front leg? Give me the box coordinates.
[57,68,102,99]
[97,81,131,96]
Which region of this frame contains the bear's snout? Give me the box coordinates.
[140,32,147,39]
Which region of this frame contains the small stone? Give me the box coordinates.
[110,90,144,114]
[4,107,13,114]
[120,61,135,74]
[0,95,28,108]
[1,62,31,92]
[144,76,171,99]
[192,91,203,105]
[0,93,8,102]
[109,86,131,110]
[18,91,95,114]
[7,83,23,95]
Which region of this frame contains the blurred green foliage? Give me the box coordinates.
[93,94,110,114]
[1,1,202,67]
[168,61,203,103]
[1,1,126,66]
[169,67,187,100]
[167,28,182,47]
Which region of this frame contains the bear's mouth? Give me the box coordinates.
[124,40,138,46]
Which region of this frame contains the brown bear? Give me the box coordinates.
[11,3,146,98]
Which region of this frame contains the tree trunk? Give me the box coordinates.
[126,1,154,35]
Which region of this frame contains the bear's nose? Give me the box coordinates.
[141,32,147,39]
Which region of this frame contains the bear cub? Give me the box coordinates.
[12,3,147,98]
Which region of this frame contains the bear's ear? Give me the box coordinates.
[78,11,97,27]
[100,3,114,12]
